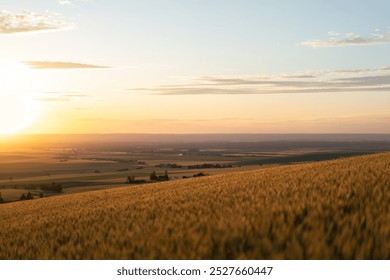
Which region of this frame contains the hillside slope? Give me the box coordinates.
[1,153,389,259]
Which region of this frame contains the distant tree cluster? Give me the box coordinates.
[0,192,4,204]
[150,171,170,181]
[187,163,233,169]
[125,171,173,184]
[18,192,45,202]
[20,192,34,201]
[193,172,208,177]
[125,176,147,184]
[155,163,182,168]
[182,172,208,179]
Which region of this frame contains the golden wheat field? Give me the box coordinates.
[0,152,389,260]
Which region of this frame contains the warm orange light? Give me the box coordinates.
[0,95,42,135]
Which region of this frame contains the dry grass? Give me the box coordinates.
[1,153,389,260]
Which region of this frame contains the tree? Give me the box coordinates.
[0,192,4,204]
[164,170,169,181]
[150,171,158,180]
[26,192,33,200]
[20,192,34,201]
[126,176,136,183]
[193,172,207,177]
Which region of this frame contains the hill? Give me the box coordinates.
[0,153,389,259]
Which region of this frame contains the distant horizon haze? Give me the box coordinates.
[2,133,390,147]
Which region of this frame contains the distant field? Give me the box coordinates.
[1,152,389,259]
[2,139,389,203]
[0,189,42,202]
[0,165,262,201]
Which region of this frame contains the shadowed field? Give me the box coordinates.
[0,153,389,259]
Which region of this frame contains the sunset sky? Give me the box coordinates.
[1,0,390,134]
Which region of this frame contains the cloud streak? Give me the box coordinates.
[130,66,390,96]
[24,61,110,69]
[36,97,71,102]
[58,0,90,5]
[303,31,390,47]
[58,0,73,5]
[0,10,68,35]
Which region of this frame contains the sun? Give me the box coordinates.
[0,95,42,135]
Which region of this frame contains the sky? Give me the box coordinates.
[1,0,390,134]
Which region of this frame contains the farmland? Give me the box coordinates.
[0,152,389,259]
[2,134,390,203]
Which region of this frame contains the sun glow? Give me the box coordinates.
[0,95,42,135]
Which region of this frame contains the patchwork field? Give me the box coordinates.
[0,152,389,259]
[2,138,389,203]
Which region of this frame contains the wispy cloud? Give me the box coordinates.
[36,93,89,102]
[281,74,316,79]
[24,61,110,69]
[302,31,390,47]
[130,66,390,96]
[58,0,73,5]
[58,0,90,5]
[36,97,71,102]
[0,10,69,35]
[63,94,89,97]
[317,66,390,76]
